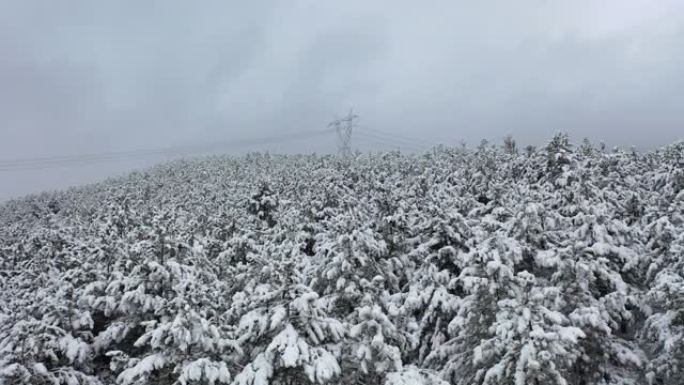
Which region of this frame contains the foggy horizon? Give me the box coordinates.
[2,0,684,201]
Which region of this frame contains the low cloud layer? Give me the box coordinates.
[1,0,683,200]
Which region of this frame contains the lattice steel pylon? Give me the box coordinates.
[329,109,358,157]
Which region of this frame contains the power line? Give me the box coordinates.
[0,128,333,166]
[357,126,436,148]
[354,130,431,151]
[0,152,177,172]
[354,131,429,152]
[0,126,435,172]
[355,132,424,150]
[0,129,335,171]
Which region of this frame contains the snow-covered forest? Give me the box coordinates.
[0,134,682,385]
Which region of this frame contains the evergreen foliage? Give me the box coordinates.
[1,140,683,384]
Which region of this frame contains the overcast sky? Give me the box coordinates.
[1,0,683,200]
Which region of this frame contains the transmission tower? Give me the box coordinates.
[329,109,358,157]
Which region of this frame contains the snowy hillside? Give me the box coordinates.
[1,135,683,385]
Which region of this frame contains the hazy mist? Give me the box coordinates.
[1,0,683,200]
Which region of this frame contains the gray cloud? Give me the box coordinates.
[1,0,683,200]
